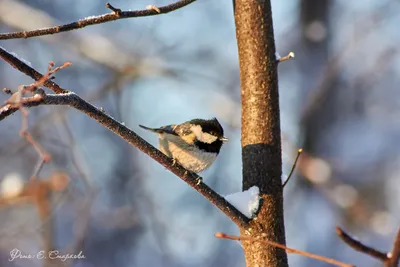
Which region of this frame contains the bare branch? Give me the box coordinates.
[106,2,122,15]
[336,227,388,261]
[32,157,47,179]
[0,48,250,229]
[215,232,354,267]
[282,148,303,187]
[277,52,295,63]
[0,0,197,40]
[386,227,400,267]
[0,91,250,227]
[0,60,72,180]
[0,47,67,94]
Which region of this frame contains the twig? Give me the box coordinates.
[4,89,51,177]
[17,61,71,94]
[20,130,51,163]
[0,0,197,40]
[215,232,354,267]
[336,227,387,261]
[0,47,68,94]
[387,227,400,267]
[56,116,93,189]
[282,148,302,187]
[106,2,121,15]
[0,61,69,179]
[31,157,47,179]
[277,52,295,63]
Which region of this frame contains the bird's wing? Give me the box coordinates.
[139,124,178,135]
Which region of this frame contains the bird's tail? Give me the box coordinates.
[139,124,165,134]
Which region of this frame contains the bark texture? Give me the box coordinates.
[234,0,288,266]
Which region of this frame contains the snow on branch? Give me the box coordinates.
[225,186,260,219]
[0,0,197,40]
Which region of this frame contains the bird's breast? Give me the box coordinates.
[158,134,217,173]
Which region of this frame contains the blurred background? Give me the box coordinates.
[0,0,400,266]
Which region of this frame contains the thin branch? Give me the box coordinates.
[56,116,93,190]
[215,232,354,267]
[336,227,388,261]
[106,2,122,15]
[282,148,302,187]
[386,227,400,267]
[1,61,71,179]
[0,0,197,40]
[0,47,67,94]
[277,52,295,63]
[32,157,47,179]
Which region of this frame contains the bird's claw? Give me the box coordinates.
[196,177,202,185]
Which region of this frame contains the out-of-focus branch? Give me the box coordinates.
[336,227,387,261]
[0,48,250,228]
[337,226,400,266]
[388,228,400,267]
[1,60,72,179]
[215,232,354,267]
[336,226,400,267]
[0,0,197,40]
[0,172,69,267]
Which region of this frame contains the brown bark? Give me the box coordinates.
[234,0,288,266]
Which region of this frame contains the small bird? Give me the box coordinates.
[139,118,228,173]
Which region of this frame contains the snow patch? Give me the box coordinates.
[225,186,260,219]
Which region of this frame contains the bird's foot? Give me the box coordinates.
[195,177,202,185]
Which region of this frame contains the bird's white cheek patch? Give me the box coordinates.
[201,132,218,143]
[190,125,218,144]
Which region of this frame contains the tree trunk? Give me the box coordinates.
[233,0,288,266]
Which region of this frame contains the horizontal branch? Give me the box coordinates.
[215,232,354,267]
[0,92,250,228]
[0,0,196,40]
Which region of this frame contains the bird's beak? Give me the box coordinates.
[220,136,229,142]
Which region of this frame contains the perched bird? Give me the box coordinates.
[139,118,228,173]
